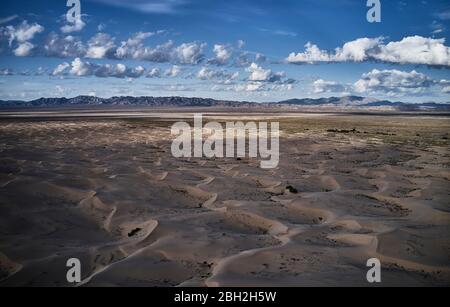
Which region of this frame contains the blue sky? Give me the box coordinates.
[0,0,449,102]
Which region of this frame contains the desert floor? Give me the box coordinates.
[0,111,449,286]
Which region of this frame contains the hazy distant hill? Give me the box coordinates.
[278,96,366,106]
[278,96,450,111]
[277,95,412,107]
[0,95,449,111]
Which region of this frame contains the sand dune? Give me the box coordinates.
[0,113,449,286]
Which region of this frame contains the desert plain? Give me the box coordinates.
[0,109,449,287]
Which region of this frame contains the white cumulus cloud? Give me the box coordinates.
[85,33,116,59]
[52,58,146,79]
[164,65,182,77]
[115,31,155,58]
[246,63,287,83]
[197,67,239,81]
[44,33,86,57]
[14,41,34,56]
[2,20,44,56]
[208,44,233,65]
[353,69,433,95]
[287,36,450,67]
[172,42,206,64]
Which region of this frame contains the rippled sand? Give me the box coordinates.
[0,112,449,286]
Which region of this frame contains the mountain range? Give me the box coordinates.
[1,95,449,111]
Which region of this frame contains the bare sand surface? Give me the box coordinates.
[0,111,449,286]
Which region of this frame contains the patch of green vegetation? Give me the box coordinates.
[279,116,450,148]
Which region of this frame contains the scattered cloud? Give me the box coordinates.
[13,41,34,56]
[312,69,449,97]
[258,28,297,37]
[85,33,116,59]
[255,53,266,63]
[55,85,66,95]
[205,63,295,93]
[4,21,44,45]
[164,65,182,77]
[146,67,161,78]
[97,23,106,32]
[436,9,450,20]
[234,51,252,67]
[88,0,188,14]
[52,57,146,78]
[0,15,18,25]
[430,20,445,35]
[2,26,270,72]
[44,33,86,58]
[246,63,287,83]
[69,57,93,76]
[246,63,272,81]
[353,69,434,96]
[131,40,174,62]
[1,20,44,56]
[38,31,202,64]
[197,67,239,81]
[115,31,155,58]
[287,36,450,67]
[96,63,145,78]
[313,79,347,94]
[145,83,194,92]
[226,81,294,93]
[0,68,13,75]
[172,42,206,64]
[236,82,265,92]
[52,62,70,76]
[35,66,47,76]
[208,44,233,65]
